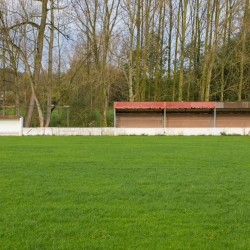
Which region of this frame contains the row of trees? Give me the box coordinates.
[0,0,250,127]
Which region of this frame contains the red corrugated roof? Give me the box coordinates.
[114,102,165,109]
[0,115,22,119]
[114,102,217,109]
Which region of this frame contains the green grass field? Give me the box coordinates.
[0,136,249,249]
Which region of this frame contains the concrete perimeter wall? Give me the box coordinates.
[19,127,250,136]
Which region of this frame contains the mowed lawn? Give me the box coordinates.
[0,136,249,250]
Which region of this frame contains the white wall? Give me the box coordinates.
[21,127,250,136]
[0,117,23,136]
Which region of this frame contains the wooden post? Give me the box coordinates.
[164,108,166,128]
[67,108,69,127]
[214,108,216,128]
[210,110,212,127]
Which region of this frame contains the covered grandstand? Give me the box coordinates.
[114,102,250,128]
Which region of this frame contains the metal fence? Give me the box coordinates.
[0,105,114,127]
[0,105,70,127]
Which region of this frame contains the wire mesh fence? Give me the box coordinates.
[0,105,114,127]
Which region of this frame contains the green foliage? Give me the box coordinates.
[0,136,250,249]
[212,31,250,101]
[49,109,67,127]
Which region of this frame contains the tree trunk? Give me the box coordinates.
[228,0,232,42]
[192,0,199,101]
[178,0,187,101]
[57,0,61,122]
[205,0,220,101]
[141,0,151,101]
[128,22,134,102]
[200,0,211,101]
[173,0,181,102]
[187,9,195,102]
[158,0,165,100]
[25,0,49,127]
[168,0,172,82]
[154,1,162,101]
[46,0,54,127]
[5,31,22,117]
[238,0,249,101]
[135,0,141,101]
[221,0,228,101]
[2,39,6,115]
[127,0,136,102]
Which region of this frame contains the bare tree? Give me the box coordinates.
[178,0,188,101]
[238,0,249,101]
[45,0,54,127]
[134,0,141,101]
[1,38,6,115]
[154,0,163,101]
[72,0,120,126]
[0,0,49,127]
[172,1,181,101]
[122,0,136,101]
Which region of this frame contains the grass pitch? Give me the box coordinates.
[0,136,249,249]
